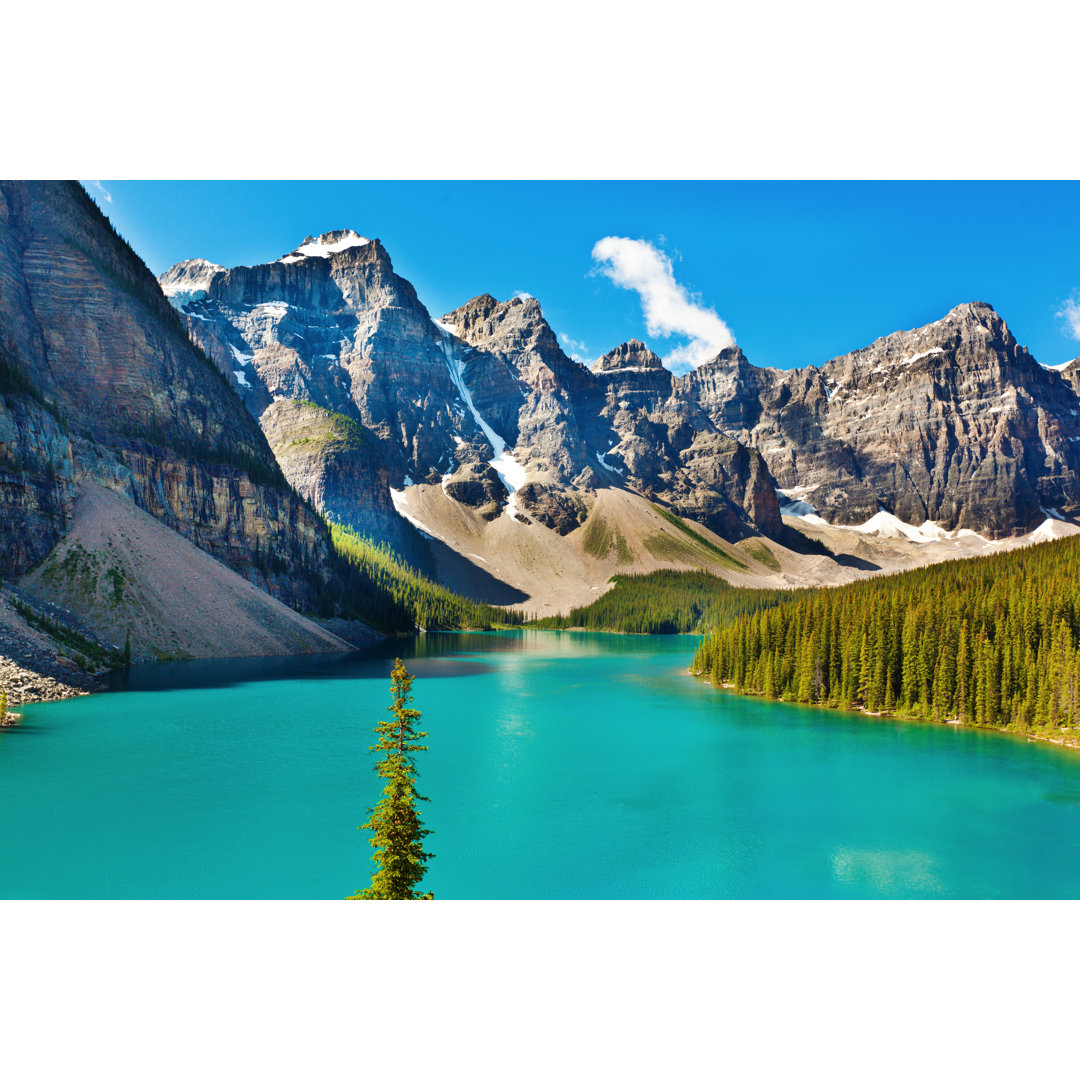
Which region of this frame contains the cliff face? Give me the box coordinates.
[177,232,477,484]
[591,339,782,538]
[441,294,608,485]
[259,398,410,547]
[0,181,334,607]
[692,302,1080,536]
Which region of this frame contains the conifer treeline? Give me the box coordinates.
[531,570,808,634]
[691,536,1080,729]
[329,525,524,633]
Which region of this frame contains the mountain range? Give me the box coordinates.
[3,181,1080,687]
[160,225,1080,610]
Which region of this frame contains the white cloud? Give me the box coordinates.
[512,290,534,301]
[591,236,735,373]
[89,180,112,203]
[1058,293,1080,342]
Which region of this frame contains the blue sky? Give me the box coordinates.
[87,180,1080,372]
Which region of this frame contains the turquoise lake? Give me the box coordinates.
[3,630,1080,899]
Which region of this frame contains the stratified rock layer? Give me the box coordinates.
[0,181,335,608]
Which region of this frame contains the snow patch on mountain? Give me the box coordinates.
[433,320,528,519]
[158,258,224,300]
[279,230,370,264]
[389,487,439,541]
[778,496,1078,548]
[903,347,944,365]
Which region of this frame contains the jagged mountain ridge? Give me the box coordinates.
[159,229,1080,613]
[692,302,1080,536]
[164,240,782,552]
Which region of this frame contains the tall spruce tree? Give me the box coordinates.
[349,658,433,900]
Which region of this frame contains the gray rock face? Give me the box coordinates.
[441,294,607,485]
[514,482,586,535]
[592,338,666,373]
[591,341,782,538]
[170,234,489,490]
[442,462,507,521]
[0,181,336,609]
[259,398,411,546]
[439,298,781,537]
[692,302,1080,536]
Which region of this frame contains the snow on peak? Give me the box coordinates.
[159,258,224,297]
[279,230,370,264]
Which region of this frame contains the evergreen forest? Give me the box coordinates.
[691,536,1080,732]
[328,525,524,634]
[530,570,808,634]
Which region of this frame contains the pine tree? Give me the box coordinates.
[349,658,434,900]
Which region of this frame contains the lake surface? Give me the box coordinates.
[3,631,1080,899]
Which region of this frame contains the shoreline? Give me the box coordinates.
[697,674,1080,756]
[0,654,97,709]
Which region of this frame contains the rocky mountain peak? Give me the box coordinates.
[278,229,370,264]
[683,346,751,375]
[593,339,664,373]
[822,301,1022,380]
[442,293,557,351]
[715,345,752,368]
[921,301,1015,351]
[944,299,1003,326]
[158,258,225,298]
[439,294,500,339]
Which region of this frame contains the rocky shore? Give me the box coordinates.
[0,653,96,711]
[0,590,104,710]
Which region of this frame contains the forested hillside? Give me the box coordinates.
[328,526,524,633]
[531,570,807,634]
[691,536,1080,731]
